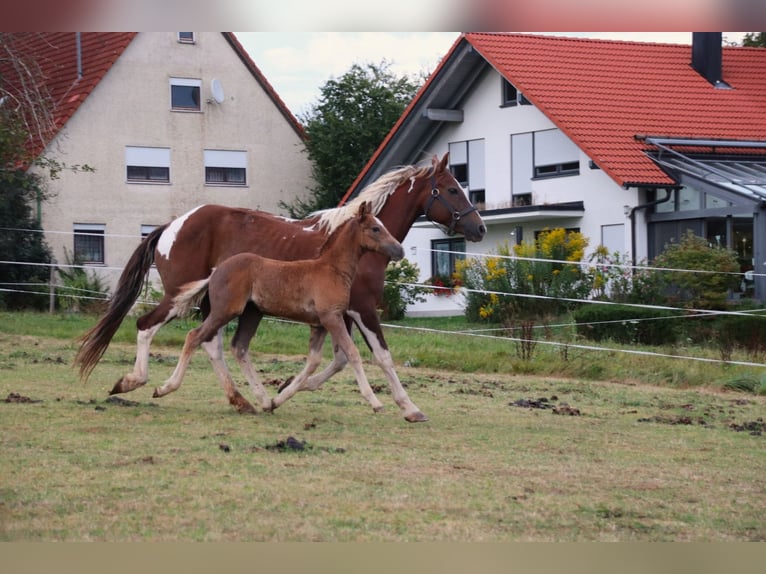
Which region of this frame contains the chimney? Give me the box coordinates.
[691,32,729,88]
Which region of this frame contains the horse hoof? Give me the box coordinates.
[109,377,145,395]
[404,411,429,423]
[152,388,161,398]
[236,402,257,415]
[373,405,384,413]
[277,376,294,393]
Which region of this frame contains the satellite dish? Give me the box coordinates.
[210,78,225,104]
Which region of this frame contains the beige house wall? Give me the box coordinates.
[36,32,313,291]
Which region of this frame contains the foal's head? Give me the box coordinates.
[353,202,404,261]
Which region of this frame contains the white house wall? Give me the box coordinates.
[36,32,312,293]
[404,67,639,316]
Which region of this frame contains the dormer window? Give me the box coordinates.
[502,78,530,107]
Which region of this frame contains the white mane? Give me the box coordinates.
[312,163,433,234]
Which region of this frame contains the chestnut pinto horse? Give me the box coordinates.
[75,153,486,422]
[156,202,404,414]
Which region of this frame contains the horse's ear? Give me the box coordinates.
[437,152,449,172]
[357,201,370,218]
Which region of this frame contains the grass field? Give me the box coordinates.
[1,312,765,541]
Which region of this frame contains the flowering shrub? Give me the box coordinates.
[426,273,462,297]
[457,228,591,322]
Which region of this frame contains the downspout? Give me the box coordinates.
[629,188,674,267]
[76,32,83,80]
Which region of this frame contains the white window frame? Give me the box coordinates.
[204,149,247,186]
[125,146,170,183]
[170,77,202,111]
[73,223,106,265]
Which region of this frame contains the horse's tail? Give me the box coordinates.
[172,276,212,318]
[74,223,169,381]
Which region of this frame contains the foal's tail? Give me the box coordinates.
[74,223,169,381]
[172,276,212,318]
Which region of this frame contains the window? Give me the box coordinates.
[141,224,158,239]
[533,129,580,178]
[74,224,105,264]
[431,237,466,279]
[512,129,580,192]
[204,150,247,186]
[501,79,530,107]
[469,190,485,207]
[125,146,170,183]
[601,224,625,254]
[534,161,580,178]
[448,139,485,209]
[170,77,201,111]
[178,32,195,43]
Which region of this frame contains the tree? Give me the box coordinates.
[281,61,421,217]
[0,117,52,309]
[742,33,766,47]
[0,34,55,309]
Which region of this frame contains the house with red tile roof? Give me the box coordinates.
[343,32,766,316]
[1,32,312,293]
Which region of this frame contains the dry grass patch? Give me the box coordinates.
[1,333,764,541]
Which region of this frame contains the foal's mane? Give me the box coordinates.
[312,161,434,234]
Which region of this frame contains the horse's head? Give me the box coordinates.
[419,153,486,242]
[356,202,404,261]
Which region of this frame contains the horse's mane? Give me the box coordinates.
[311,161,434,234]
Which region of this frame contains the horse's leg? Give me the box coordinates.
[298,308,426,422]
[270,326,328,411]
[323,314,384,414]
[277,324,337,393]
[229,304,271,412]
[110,297,178,395]
[346,309,427,423]
[294,321,351,392]
[202,327,257,415]
[152,321,207,398]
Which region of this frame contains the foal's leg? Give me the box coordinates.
[298,322,351,392]
[152,322,208,398]
[110,297,178,395]
[270,326,329,411]
[152,320,256,414]
[230,305,271,411]
[202,327,257,414]
[277,325,333,393]
[324,315,385,413]
[302,309,427,422]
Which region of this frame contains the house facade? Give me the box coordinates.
[344,33,766,316]
[6,32,313,293]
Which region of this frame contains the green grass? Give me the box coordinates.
[1,315,765,541]
[2,311,765,394]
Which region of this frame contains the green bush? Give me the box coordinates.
[381,258,427,320]
[573,303,679,345]
[649,230,740,310]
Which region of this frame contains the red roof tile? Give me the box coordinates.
[464,33,766,187]
[1,33,136,160]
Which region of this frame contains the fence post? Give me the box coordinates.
[49,264,56,314]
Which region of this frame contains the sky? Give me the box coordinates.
[233,32,748,119]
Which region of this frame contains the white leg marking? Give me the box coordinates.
[346,310,422,418]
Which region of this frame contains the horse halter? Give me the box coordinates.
[423,173,479,236]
